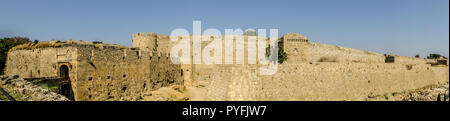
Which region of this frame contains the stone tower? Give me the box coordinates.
[132,32,171,53]
[280,33,309,62]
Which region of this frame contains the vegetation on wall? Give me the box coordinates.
[266,41,288,64]
[0,37,31,74]
[277,44,288,64]
[243,29,289,63]
[427,54,445,59]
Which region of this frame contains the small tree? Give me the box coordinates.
[427,54,442,59]
[266,41,287,64]
[415,54,420,58]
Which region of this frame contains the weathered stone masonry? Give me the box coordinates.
[5,40,183,101]
[4,32,449,101]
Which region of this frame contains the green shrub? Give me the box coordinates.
[266,42,288,64]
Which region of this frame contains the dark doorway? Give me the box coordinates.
[60,65,69,80]
[59,65,74,100]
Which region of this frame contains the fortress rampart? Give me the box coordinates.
[6,40,183,100]
[204,63,448,101]
[4,32,449,101]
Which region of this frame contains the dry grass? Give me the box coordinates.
[94,44,104,50]
[10,41,64,51]
[9,40,127,51]
[118,45,127,49]
[53,43,63,47]
[10,42,33,51]
[32,42,53,49]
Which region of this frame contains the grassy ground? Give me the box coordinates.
[30,79,59,93]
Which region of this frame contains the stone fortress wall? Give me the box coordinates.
[5,32,449,101]
[131,33,270,86]
[282,33,436,65]
[6,46,78,79]
[6,40,183,101]
[113,32,450,100]
[204,63,448,101]
[74,43,183,101]
[132,32,173,53]
[204,33,448,100]
[132,32,448,101]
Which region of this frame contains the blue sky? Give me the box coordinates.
[0,0,448,57]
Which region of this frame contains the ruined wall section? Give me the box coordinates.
[74,44,183,101]
[0,75,70,101]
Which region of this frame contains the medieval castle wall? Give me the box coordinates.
[4,32,448,101]
[284,42,387,63]
[5,46,78,79]
[203,63,448,101]
[5,41,183,101]
[131,32,448,101]
[131,33,268,86]
[282,33,386,63]
[74,44,183,101]
[281,33,439,65]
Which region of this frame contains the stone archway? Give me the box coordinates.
[59,65,74,100]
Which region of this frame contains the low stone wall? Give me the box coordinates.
[0,75,69,101]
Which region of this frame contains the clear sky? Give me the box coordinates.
[1,0,448,57]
